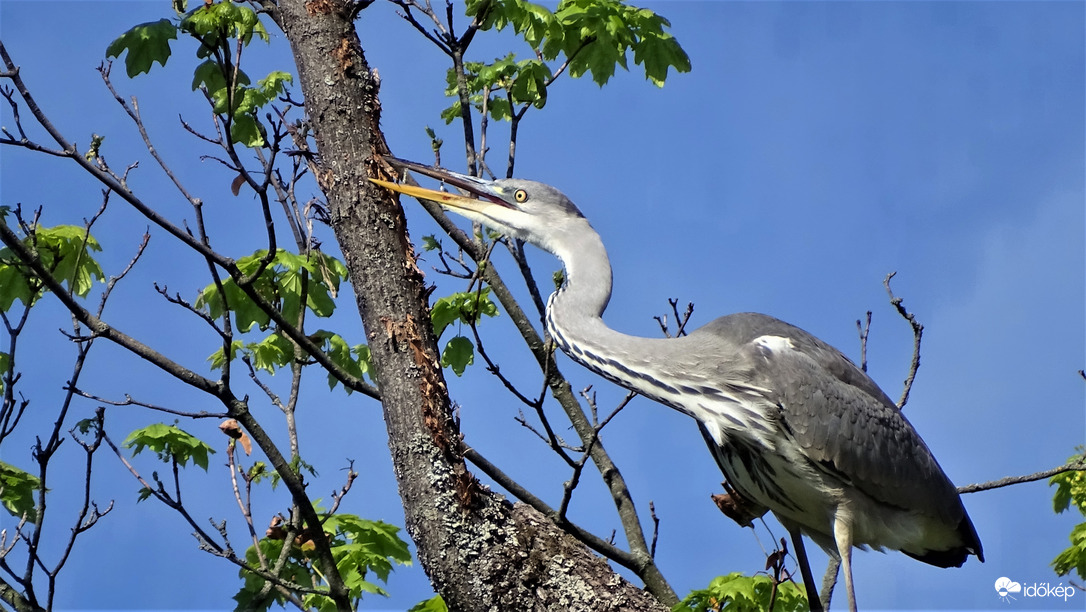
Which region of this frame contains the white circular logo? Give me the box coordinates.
[994,577,1022,601]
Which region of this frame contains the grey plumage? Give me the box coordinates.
[372,159,983,612]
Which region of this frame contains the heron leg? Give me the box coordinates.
[820,556,841,611]
[788,528,824,612]
[833,512,858,612]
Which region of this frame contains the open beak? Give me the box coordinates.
[369,157,512,214]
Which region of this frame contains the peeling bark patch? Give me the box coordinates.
[404,240,424,282]
[305,0,337,15]
[331,37,357,75]
[379,313,448,446]
[379,313,481,507]
[316,168,334,192]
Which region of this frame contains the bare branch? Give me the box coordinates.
[958,457,1086,494]
[390,0,453,56]
[469,318,540,409]
[0,46,376,399]
[655,299,694,338]
[648,501,660,559]
[884,272,923,409]
[325,461,358,517]
[99,427,226,554]
[855,311,871,373]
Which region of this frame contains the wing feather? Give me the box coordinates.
[696,312,964,524]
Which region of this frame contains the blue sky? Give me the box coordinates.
[0,1,1083,611]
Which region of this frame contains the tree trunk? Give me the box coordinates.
[269,1,668,610]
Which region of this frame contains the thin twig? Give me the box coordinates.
[68,389,228,419]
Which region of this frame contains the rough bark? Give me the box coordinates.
[269,1,668,610]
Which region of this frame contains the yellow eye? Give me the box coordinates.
[513,189,529,203]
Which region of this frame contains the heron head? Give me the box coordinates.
[369,157,587,249]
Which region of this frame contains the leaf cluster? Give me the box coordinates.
[233,513,411,612]
[430,288,498,376]
[0,223,104,310]
[180,0,268,52]
[105,2,292,147]
[124,423,217,472]
[1050,452,1086,580]
[0,460,41,524]
[197,249,347,334]
[674,572,809,612]
[444,0,690,123]
[195,249,373,387]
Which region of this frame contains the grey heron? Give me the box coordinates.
[371,157,983,611]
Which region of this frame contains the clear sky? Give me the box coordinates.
[0,1,1083,611]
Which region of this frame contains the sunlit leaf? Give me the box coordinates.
[440,336,474,377]
[105,19,178,78]
[124,423,216,472]
[0,461,40,523]
[408,596,449,612]
[675,572,808,612]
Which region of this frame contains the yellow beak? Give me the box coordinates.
[369,177,497,215]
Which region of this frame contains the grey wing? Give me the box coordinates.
[754,329,963,523]
[703,313,964,523]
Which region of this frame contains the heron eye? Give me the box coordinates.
[513,189,529,203]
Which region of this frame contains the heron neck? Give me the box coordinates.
[546,231,679,405]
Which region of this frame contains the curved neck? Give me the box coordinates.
[543,229,687,406]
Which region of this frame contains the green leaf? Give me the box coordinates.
[196,249,348,335]
[248,332,293,374]
[0,461,40,523]
[1050,453,1086,581]
[234,538,308,612]
[325,514,412,582]
[0,352,9,395]
[1050,458,1086,516]
[255,71,293,106]
[124,423,216,472]
[421,235,441,252]
[464,0,690,89]
[510,59,550,108]
[429,298,461,339]
[1053,522,1086,580]
[675,572,809,612]
[235,513,410,608]
[408,596,448,612]
[37,225,105,298]
[230,113,266,147]
[430,288,499,338]
[0,223,105,310]
[334,343,375,391]
[181,1,268,48]
[208,339,244,371]
[441,336,475,377]
[106,19,178,78]
[0,256,37,311]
